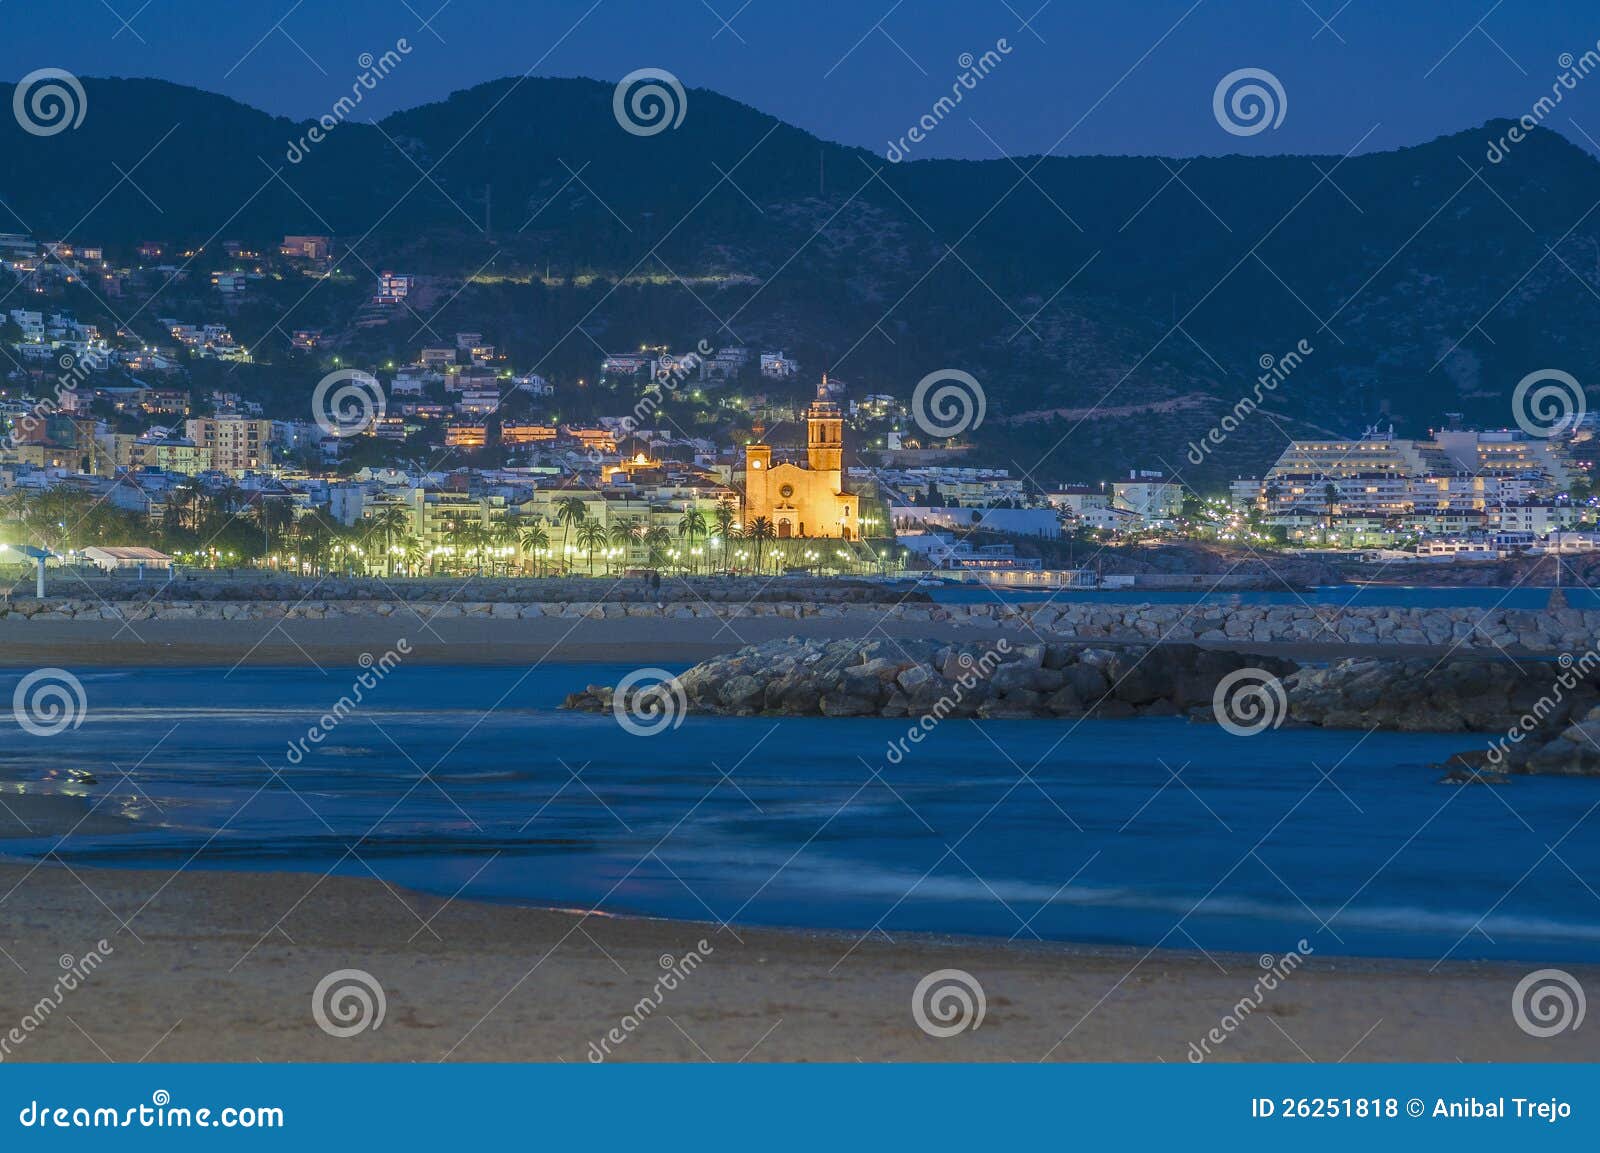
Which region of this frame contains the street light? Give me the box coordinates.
[4,544,55,597]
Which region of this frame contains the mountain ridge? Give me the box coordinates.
[5,75,1600,482]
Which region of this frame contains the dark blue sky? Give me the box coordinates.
[5,0,1600,159]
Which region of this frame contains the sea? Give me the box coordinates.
[2,662,1597,965]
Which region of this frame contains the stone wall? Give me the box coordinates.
[1017,601,1594,653]
[12,575,921,605]
[0,597,1591,652]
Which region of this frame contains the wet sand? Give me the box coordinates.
[0,862,1592,1063]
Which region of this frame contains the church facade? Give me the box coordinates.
[742,381,860,539]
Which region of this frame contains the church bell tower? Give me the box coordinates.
[806,375,843,475]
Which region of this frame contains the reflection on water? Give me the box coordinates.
[1,664,1596,964]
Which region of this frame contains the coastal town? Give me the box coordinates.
[6,0,1600,1100]
[4,231,1596,586]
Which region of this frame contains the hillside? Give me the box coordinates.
[4,75,1599,481]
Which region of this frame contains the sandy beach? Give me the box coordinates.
[2,861,1593,1063]
[0,610,1585,1065]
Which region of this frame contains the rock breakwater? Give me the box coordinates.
[1284,656,1600,734]
[564,637,1600,777]
[562,636,1296,721]
[1,597,1594,653]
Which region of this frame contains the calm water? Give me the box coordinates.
[3,664,1597,964]
[929,584,1591,609]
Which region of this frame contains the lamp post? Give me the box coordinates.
[8,545,54,597]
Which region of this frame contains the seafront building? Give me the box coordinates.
[1231,425,1591,545]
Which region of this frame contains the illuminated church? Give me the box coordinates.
[743,378,860,539]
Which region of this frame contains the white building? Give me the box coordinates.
[81,546,172,572]
[375,272,414,303]
[1113,472,1184,524]
[1490,502,1588,535]
[760,351,799,378]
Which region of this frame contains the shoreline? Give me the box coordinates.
[2,859,1594,1063]
[0,594,1590,660]
[0,616,1545,668]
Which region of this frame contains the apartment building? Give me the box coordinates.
[444,425,488,448]
[186,415,273,471]
[1112,472,1184,524]
[127,436,211,474]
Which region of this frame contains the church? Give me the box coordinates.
[742,378,860,539]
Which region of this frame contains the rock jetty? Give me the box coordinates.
[1283,656,1600,734]
[564,639,1600,778]
[1475,705,1600,775]
[1284,655,1600,777]
[562,636,1296,720]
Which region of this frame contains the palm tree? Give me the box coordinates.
[2,489,29,537]
[165,485,201,535]
[712,501,738,573]
[489,520,517,575]
[293,516,334,574]
[216,483,247,525]
[575,519,609,574]
[519,524,551,575]
[644,525,673,570]
[332,521,371,575]
[441,519,481,574]
[677,507,707,573]
[607,515,636,545]
[401,534,427,576]
[252,495,294,560]
[746,516,775,573]
[436,518,462,574]
[553,496,588,574]
[461,522,493,574]
[368,505,410,575]
[608,516,640,569]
